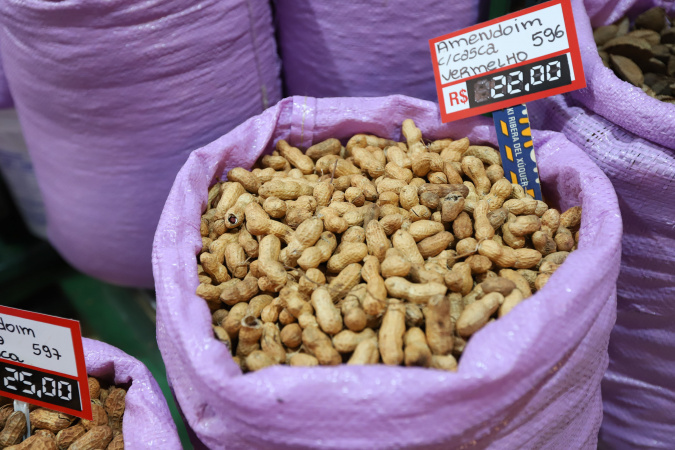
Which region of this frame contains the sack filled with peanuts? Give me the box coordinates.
[0,339,181,449]
[153,95,622,449]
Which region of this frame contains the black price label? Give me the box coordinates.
[0,361,81,411]
[466,54,571,107]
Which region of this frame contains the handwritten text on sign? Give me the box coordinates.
[429,0,585,122]
[0,306,91,420]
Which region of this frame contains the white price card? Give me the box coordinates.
[0,306,92,420]
[429,0,586,122]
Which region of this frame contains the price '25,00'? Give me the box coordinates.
[3,367,73,401]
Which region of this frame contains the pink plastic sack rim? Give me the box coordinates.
[83,338,181,449]
[153,95,622,448]
[571,0,675,150]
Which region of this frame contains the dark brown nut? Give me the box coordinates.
[652,44,672,62]
[604,36,653,63]
[610,54,644,86]
[635,7,667,32]
[628,29,662,46]
[661,28,675,45]
[616,17,630,36]
[594,25,618,46]
[639,57,667,75]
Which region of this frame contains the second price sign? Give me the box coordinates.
[0,306,92,420]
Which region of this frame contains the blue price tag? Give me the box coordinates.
[492,104,542,200]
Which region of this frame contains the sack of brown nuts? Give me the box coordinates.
[0,378,125,449]
[153,95,622,449]
[529,1,675,448]
[594,6,675,102]
[0,339,180,449]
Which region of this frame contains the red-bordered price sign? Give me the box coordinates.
[429,0,586,122]
[0,306,92,420]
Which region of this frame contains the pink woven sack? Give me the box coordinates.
[0,53,11,108]
[0,0,281,288]
[273,0,483,101]
[83,338,181,449]
[529,0,675,448]
[153,95,622,449]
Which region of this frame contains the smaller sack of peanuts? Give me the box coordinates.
[0,377,125,449]
[196,118,582,373]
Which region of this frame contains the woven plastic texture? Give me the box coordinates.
[273,0,482,101]
[153,95,622,450]
[529,1,675,448]
[569,0,674,150]
[530,94,675,449]
[83,338,181,449]
[0,0,281,288]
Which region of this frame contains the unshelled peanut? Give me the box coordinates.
[196,119,581,372]
[0,376,126,449]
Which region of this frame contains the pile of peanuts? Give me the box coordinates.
[196,119,581,372]
[0,378,125,449]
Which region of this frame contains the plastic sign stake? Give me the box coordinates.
[0,306,92,420]
[13,400,30,439]
[429,0,585,122]
[493,104,542,200]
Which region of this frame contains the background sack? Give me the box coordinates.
[0,0,281,288]
[153,95,622,449]
[84,338,181,449]
[273,0,485,101]
[529,0,675,448]
[584,0,675,28]
[0,51,11,108]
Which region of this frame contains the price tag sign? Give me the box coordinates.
[429,0,585,122]
[0,306,92,420]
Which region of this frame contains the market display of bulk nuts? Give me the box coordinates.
[196,119,582,372]
[0,377,125,449]
[594,6,675,103]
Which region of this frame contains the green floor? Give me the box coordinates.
[0,181,191,448]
